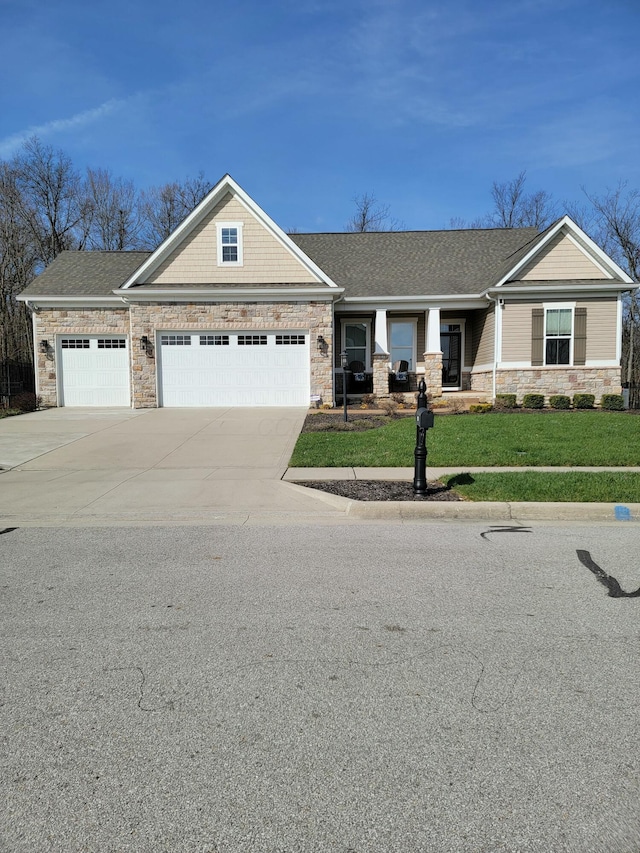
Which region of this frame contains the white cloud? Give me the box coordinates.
[0,98,124,158]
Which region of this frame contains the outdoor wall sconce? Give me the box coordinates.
[39,340,50,354]
[140,335,154,357]
[317,334,329,355]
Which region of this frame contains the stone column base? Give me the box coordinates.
[423,352,443,398]
[372,352,390,399]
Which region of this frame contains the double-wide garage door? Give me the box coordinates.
[158,331,310,406]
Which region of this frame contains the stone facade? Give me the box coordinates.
[423,353,443,398]
[129,300,334,408]
[35,308,130,406]
[34,301,333,409]
[471,367,621,403]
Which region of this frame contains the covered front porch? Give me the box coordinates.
[333,303,487,403]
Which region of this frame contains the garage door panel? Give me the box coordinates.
[59,337,130,407]
[159,332,309,407]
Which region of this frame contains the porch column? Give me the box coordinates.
[424,308,443,397]
[372,309,390,398]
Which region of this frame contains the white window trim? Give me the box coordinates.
[543,302,575,367]
[341,318,371,370]
[216,221,244,267]
[387,318,418,371]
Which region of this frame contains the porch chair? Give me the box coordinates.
[391,360,409,389]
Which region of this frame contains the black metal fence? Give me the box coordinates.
[0,361,36,408]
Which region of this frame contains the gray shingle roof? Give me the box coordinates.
[290,228,540,297]
[21,227,548,300]
[20,251,151,297]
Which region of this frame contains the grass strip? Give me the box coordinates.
[290,412,640,467]
[446,471,640,502]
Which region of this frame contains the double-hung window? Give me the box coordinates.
[545,307,573,365]
[388,321,416,370]
[217,222,243,266]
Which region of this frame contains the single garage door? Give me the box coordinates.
[159,331,310,406]
[58,336,130,406]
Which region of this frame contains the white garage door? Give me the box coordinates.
[58,336,130,406]
[159,331,310,406]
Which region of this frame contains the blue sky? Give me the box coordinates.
[1,0,639,232]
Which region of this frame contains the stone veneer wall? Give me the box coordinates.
[471,367,621,402]
[129,300,334,408]
[423,353,443,398]
[34,308,130,406]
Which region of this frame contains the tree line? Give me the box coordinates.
[0,137,212,366]
[1,138,639,393]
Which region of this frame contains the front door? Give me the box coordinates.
[441,326,462,389]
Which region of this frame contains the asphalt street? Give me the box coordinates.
[2,521,640,853]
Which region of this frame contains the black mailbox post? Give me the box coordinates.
[413,379,435,495]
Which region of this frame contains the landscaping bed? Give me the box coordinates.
[297,479,463,501]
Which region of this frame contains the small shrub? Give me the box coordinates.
[390,392,406,405]
[469,403,493,413]
[549,394,571,410]
[600,393,624,411]
[495,393,517,409]
[320,402,333,409]
[573,393,595,409]
[360,393,376,408]
[378,399,399,417]
[11,392,37,412]
[522,394,545,409]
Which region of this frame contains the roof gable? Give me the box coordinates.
[496,215,634,286]
[122,175,338,289]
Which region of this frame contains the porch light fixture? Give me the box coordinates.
[140,335,154,358]
[317,334,326,350]
[39,340,49,353]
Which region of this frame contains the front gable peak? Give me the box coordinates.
[495,215,634,286]
[121,174,338,289]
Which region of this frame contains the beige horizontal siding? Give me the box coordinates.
[471,306,495,366]
[501,302,535,361]
[147,193,321,285]
[519,232,605,280]
[502,298,619,362]
[580,297,618,360]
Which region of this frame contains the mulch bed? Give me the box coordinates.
[295,480,463,502]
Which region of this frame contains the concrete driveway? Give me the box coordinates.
[0,407,343,525]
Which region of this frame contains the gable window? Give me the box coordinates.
[388,320,416,370]
[545,307,572,365]
[216,222,243,266]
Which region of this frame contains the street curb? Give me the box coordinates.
[283,482,640,522]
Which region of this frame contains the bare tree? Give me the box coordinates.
[12,137,86,265]
[346,192,404,232]
[487,171,558,230]
[83,168,142,250]
[139,172,211,248]
[582,182,640,388]
[0,162,38,366]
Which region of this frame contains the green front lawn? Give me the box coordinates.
[446,471,640,502]
[290,411,640,467]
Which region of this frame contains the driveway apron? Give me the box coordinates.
[0,407,341,525]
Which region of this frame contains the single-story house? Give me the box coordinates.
[18,174,634,408]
